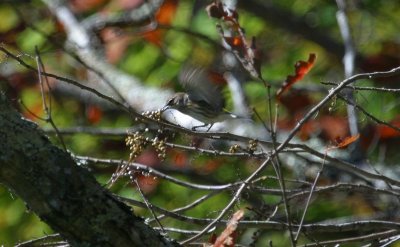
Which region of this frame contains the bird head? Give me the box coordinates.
[161,92,190,112]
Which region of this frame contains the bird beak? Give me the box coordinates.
[160,105,169,112]
[161,97,174,112]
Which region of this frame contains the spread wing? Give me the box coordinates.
[178,65,225,112]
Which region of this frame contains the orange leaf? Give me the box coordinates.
[143,0,178,46]
[213,209,244,247]
[223,36,244,51]
[138,175,159,194]
[173,152,187,168]
[330,134,360,150]
[102,28,133,63]
[277,53,316,99]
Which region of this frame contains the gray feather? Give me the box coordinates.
[178,65,225,112]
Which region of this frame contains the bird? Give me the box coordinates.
[162,65,238,131]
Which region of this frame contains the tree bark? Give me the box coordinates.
[0,92,179,247]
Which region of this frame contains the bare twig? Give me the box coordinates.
[321,82,400,92]
[46,125,400,188]
[132,177,165,233]
[148,191,221,223]
[76,156,237,190]
[294,152,327,241]
[271,158,295,247]
[35,47,67,151]
[180,156,272,244]
[277,66,400,152]
[337,94,400,133]
[81,0,163,31]
[15,234,63,247]
[300,229,399,247]
[287,182,400,201]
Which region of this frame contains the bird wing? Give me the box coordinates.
[178,65,225,112]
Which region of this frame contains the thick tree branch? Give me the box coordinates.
[0,92,179,247]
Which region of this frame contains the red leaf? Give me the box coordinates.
[209,233,217,244]
[249,37,263,77]
[86,105,103,124]
[377,119,400,139]
[278,91,313,114]
[277,53,317,99]
[212,209,244,247]
[211,2,263,80]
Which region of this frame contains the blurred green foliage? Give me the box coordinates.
[0,187,52,246]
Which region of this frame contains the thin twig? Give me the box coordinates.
[378,234,400,247]
[286,182,400,201]
[180,183,247,244]
[14,234,63,247]
[35,47,67,150]
[0,45,129,111]
[337,94,400,133]
[267,82,296,246]
[294,152,327,241]
[180,156,272,244]
[148,191,221,223]
[76,155,238,190]
[100,197,400,234]
[321,81,400,92]
[44,126,400,194]
[153,227,201,235]
[300,229,399,247]
[18,100,46,121]
[297,144,400,186]
[271,158,295,247]
[132,176,165,233]
[276,66,400,152]
[252,107,271,133]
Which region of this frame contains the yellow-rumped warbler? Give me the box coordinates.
[162,65,237,130]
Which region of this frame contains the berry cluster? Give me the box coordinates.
[142,109,162,121]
